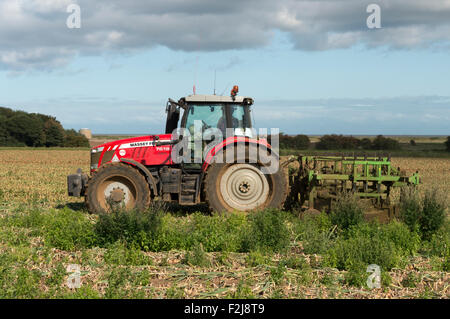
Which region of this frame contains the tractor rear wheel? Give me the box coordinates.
[204,151,287,212]
[85,163,151,214]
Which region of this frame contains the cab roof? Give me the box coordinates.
[183,94,252,103]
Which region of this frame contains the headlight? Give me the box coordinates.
[91,146,104,153]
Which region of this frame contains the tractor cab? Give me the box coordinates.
[165,93,255,166]
[165,93,254,139]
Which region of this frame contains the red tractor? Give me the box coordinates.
[68,88,288,214]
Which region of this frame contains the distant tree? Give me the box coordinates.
[0,107,89,148]
[445,136,450,152]
[5,113,45,146]
[316,134,360,150]
[371,135,400,150]
[410,139,416,146]
[0,115,8,146]
[316,135,342,150]
[0,107,15,119]
[279,133,310,150]
[340,136,360,149]
[64,129,90,147]
[42,117,65,147]
[360,138,372,150]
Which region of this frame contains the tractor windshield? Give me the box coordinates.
[184,103,252,136]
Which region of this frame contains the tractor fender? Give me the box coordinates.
[201,137,276,172]
[120,158,158,194]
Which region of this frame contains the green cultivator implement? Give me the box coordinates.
[286,155,420,212]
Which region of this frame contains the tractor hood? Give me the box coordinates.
[90,134,174,171]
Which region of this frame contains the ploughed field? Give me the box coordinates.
[0,149,448,299]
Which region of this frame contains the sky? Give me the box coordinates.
[0,0,449,135]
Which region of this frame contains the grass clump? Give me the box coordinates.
[1,208,47,230]
[270,262,286,285]
[401,272,421,288]
[104,241,153,266]
[294,212,335,255]
[58,285,101,299]
[246,250,269,267]
[420,189,447,240]
[182,242,211,267]
[241,209,290,253]
[228,279,255,299]
[94,208,290,254]
[44,208,97,251]
[324,221,420,271]
[94,208,163,250]
[343,263,367,288]
[104,267,132,298]
[186,212,247,252]
[399,186,447,240]
[330,191,364,230]
[166,285,185,299]
[280,255,309,270]
[0,251,42,299]
[94,209,248,252]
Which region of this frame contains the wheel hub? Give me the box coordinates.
[104,181,132,206]
[220,164,270,211]
[110,188,125,202]
[239,181,251,193]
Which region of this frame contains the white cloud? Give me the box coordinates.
[0,0,450,70]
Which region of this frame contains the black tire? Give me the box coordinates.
[85,162,151,214]
[204,145,288,212]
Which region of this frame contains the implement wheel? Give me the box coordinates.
[85,163,151,214]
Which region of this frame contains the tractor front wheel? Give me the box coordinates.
[85,163,151,214]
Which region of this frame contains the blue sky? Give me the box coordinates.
[1,1,449,135]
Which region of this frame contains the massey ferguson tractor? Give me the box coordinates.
[68,87,420,214]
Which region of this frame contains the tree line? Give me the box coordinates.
[0,107,89,147]
[277,134,402,150]
[279,134,450,152]
[316,134,401,150]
